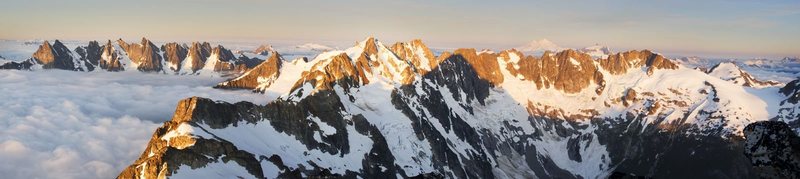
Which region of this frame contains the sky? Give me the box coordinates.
[0,0,798,58]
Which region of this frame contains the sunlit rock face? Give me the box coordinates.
[117,38,164,72]
[32,40,79,70]
[215,52,284,91]
[161,42,188,73]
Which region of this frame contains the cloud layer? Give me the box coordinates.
[0,70,268,178]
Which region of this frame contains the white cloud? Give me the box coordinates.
[0,70,268,178]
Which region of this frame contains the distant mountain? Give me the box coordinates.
[254,44,274,56]
[782,57,800,63]
[0,38,264,76]
[517,39,563,53]
[118,37,797,179]
[706,62,782,88]
[675,56,705,66]
[578,44,611,58]
[0,53,34,70]
[294,43,334,51]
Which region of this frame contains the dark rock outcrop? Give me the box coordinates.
[0,59,35,70]
[743,121,800,179]
[74,41,102,71]
[775,78,800,131]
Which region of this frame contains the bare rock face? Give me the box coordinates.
[183,42,212,73]
[550,49,604,93]
[161,42,188,72]
[293,53,368,91]
[215,52,284,91]
[600,50,678,75]
[500,49,679,94]
[32,40,78,70]
[99,40,124,71]
[743,121,800,179]
[390,39,436,75]
[501,49,605,94]
[622,89,637,107]
[443,48,504,86]
[118,38,164,72]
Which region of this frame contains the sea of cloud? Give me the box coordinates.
[0,70,269,178]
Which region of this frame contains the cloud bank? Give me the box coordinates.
[0,70,268,178]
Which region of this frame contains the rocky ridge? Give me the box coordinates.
[215,52,284,91]
[31,40,81,70]
[117,37,800,178]
[1,38,264,75]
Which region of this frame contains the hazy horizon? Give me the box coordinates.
[1,0,798,59]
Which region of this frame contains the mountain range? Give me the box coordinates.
[2,37,799,178]
[1,38,264,76]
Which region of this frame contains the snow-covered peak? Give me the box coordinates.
[254,44,274,55]
[707,62,781,88]
[517,39,563,53]
[118,36,800,179]
[578,44,611,58]
[781,57,800,63]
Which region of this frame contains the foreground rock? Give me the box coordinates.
[743,121,800,179]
